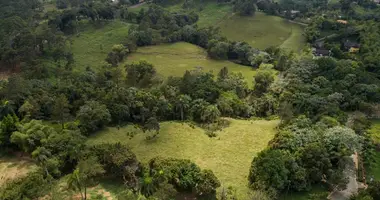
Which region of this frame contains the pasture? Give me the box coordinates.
[218,12,306,51]
[87,118,279,198]
[124,42,257,86]
[71,20,130,71]
[368,119,380,181]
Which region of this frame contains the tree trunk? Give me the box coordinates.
[180,106,184,121]
[84,187,87,200]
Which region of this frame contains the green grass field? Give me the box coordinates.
[71,20,130,71]
[196,2,233,27]
[368,119,380,181]
[218,12,306,51]
[87,118,279,198]
[124,42,257,86]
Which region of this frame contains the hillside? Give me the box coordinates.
[87,119,280,198]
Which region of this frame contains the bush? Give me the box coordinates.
[0,171,51,200]
[148,157,220,196]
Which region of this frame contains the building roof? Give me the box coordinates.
[313,49,330,56]
[344,40,360,49]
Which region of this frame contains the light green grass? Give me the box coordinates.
[280,23,306,52]
[196,2,233,27]
[71,20,130,71]
[368,120,380,181]
[369,119,380,145]
[218,12,305,51]
[87,118,279,198]
[124,42,257,86]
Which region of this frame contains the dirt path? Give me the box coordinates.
[328,153,366,200]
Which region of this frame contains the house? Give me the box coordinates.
[343,40,360,51]
[312,48,331,57]
[337,20,348,25]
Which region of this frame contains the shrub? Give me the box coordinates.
[0,171,51,200]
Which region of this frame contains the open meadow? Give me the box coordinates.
[87,118,279,198]
[368,119,380,181]
[218,12,306,51]
[124,42,257,86]
[71,20,130,71]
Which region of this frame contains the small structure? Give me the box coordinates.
[337,20,348,25]
[312,48,332,57]
[343,40,360,52]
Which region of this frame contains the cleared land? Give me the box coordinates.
[218,12,306,51]
[87,118,279,198]
[124,42,257,86]
[71,20,130,71]
[196,2,233,27]
[0,157,36,187]
[368,119,380,180]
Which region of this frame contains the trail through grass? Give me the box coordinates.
[87,119,279,198]
[71,20,130,71]
[125,42,257,86]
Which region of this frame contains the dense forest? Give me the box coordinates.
[1,0,380,200]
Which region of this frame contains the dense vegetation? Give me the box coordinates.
[1,0,380,199]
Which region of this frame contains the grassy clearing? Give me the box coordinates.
[196,2,233,27]
[218,12,305,51]
[125,42,257,86]
[367,119,380,180]
[0,157,36,187]
[280,23,306,52]
[87,118,279,198]
[71,20,130,71]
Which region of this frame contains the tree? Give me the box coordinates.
[253,68,275,96]
[10,120,54,153]
[56,0,68,9]
[175,94,192,120]
[105,44,128,66]
[126,61,157,87]
[0,114,19,148]
[208,41,230,59]
[234,0,256,16]
[195,169,221,196]
[201,105,221,123]
[76,101,111,134]
[249,149,292,193]
[67,156,105,200]
[51,94,70,129]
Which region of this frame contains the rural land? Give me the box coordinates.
[1,0,380,200]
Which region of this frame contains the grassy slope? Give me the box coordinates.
[87,119,279,198]
[71,20,130,71]
[218,12,305,51]
[368,119,380,180]
[196,2,233,27]
[0,157,36,187]
[124,42,257,86]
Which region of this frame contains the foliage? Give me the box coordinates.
[148,157,220,196]
[67,156,105,200]
[87,143,140,188]
[0,171,51,200]
[77,101,111,134]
